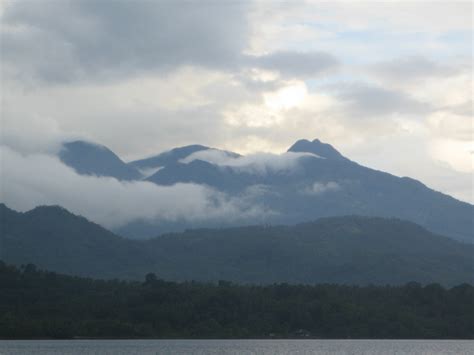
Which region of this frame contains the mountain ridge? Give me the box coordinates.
[60,140,142,180]
[288,138,349,161]
[128,144,211,170]
[1,203,473,285]
[56,138,473,243]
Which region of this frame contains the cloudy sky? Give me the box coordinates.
[1,0,472,203]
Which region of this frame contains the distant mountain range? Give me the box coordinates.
[58,139,473,243]
[1,203,473,286]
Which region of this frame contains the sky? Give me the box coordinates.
[1,0,473,206]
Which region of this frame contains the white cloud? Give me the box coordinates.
[427,111,473,143]
[305,181,341,195]
[136,166,163,179]
[248,1,472,59]
[428,138,473,174]
[224,80,309,128]
[181,150,321,175]
[325,1,472,33]
[0,146,269,229]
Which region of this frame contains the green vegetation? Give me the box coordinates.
[0,262,473,339]
[1,204,473,285]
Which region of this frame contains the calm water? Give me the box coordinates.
[0,339,472,355]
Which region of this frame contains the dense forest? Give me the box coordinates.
[2,204,474,285]
[1,262,473,339]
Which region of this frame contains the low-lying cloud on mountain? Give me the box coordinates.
[0,146,271,229]
[180,149,321,175]
[305,181,341,196]
[2,138,472,242]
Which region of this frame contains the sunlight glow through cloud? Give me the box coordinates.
[264,82,308,110]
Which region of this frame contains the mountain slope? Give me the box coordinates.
[1,204,473,285]
[128,144,211,170]
[288,138,349,160]
[141,139,473,243]
[146,159,258,192]
[55,138,473,243]
[60,140,141,180]
[0,204,147,278]
[128,145,241,174]
[148,218,474,285]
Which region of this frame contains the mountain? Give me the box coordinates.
[128,144,241,178]
[1,204,473,285]
[59,140,142,180]
[0,203,145,279]
[57,138,473,243]
[141,139,474,243]
[146,159,257,191]
[128,144,211,170]
[288,138,348,160]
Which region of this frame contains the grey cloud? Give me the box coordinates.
[329,82,431,117]
[1,0,341,85]
[1,0,249,83]
[249,51,339,78]
[0,146,269,228]
[1,97,228,159]
[232,71,284,93]
[371,56,462,83]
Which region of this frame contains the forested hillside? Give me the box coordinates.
[0,262,472,339]
[2,204,473,285]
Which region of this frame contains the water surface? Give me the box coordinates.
[0,339,472,355]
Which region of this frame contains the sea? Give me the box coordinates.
[0,339,474,355]
[0,339,472,355]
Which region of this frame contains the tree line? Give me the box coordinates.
[1,262,473,339]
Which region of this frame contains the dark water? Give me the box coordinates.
[0,339,472,355]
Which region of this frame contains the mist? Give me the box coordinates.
[0,146,269,229]
[180,149,321,175]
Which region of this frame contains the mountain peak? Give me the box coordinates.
[128,144,211,169]
[288,139,347,160]
[166,145,210,157]
[60,140,141,180]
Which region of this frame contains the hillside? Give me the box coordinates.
[1,204,473,285]
[0,204,146,279]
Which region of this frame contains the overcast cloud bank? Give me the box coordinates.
[0,0,471,203]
